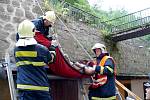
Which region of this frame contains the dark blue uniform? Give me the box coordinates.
[14,44,53,100]
[88,53,116,100]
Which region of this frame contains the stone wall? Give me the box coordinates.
[0,0,43,61]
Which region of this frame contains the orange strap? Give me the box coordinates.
[100,56,110,66]
[93,56,112,67]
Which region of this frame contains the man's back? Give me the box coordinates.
[14,44,52,91]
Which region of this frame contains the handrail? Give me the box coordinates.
[115,79,142,100]
[103,7,150,23]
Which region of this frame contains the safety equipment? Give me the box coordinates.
[18,20,35,38]
[16,20,37,46]
[43,11,56,23]
[91,43,107,53]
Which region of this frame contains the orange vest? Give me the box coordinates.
[90,56,116,89]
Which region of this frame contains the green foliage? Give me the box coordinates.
[43,0,69,18]
[43,0,53,11]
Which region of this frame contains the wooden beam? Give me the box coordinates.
[115,79,142,100]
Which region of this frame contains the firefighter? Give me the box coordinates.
[32,11,58,49]
[14,20,55,100]
[74,43,116,100]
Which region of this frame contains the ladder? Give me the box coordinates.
[5,53,17,100]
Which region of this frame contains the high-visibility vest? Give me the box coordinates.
[90,56,116,89]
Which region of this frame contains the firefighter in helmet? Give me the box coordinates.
[74,43,116,100]
[32,11,58,50]
[14,20,55,100]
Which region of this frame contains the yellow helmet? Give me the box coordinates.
[18,19,35,38]
[43,11,56,23]
[92,43,107,53]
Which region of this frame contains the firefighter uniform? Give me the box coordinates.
[88,54,116,100]
[88,43,116,100]
[15,20,54,100]
[32,11,56,49]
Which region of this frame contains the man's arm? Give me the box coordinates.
[34,31,52,49]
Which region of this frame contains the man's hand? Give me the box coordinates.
[74,62,86,68]
[49,45,56,63]
[51,40,59,47]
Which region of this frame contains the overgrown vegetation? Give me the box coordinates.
[43,0,69,17]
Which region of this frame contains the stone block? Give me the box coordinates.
[4,23,14,31]
[12,0,20,7]
[0,0,10,4]
[0,30,9,39]
[21,2,30,10]
[0,6,5,12]
[15,8,24,17]
[25,10,35,20]
[7,4,14,13]
[32,5,43,15]
[0,40,10,50]
[10,33,17,42]
[13,17,24,23]
[0,13,11,22]
[0,29,10,50]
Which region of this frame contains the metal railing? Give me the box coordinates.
[57,2,150,35]
[51,1,108,30]
[107,7,150,34]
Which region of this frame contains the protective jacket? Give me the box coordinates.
[14,44,53,92]
[32,17,52,49]
[32,17,49,36]
[88,53,116,99]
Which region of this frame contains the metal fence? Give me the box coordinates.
[57,2,150,34]
[102,7,150,34]
[62,2,104,28]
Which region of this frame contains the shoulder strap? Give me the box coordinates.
[99,56,111,66]
[100,56,116,75]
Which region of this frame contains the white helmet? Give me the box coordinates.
[92,43,107,53]
[43,11,56,23]
[18,19,35,38]
[16,20,37,47]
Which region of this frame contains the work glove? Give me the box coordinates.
[49,45,56,63]
[51,40,59,47]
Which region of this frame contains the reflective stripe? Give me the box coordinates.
[106,66,113,73]
[92,96,116,100]
[17,84,49,91]
[15,51,37,57]
[100,66,104,74]
[16,61,46,67]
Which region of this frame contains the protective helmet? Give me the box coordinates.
[18,19,35,38]
[91,43,107,53]
[16,20,37,46]
[43,11,56,23]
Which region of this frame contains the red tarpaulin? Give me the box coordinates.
[34,32,89,78]
[48,47,90,78]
